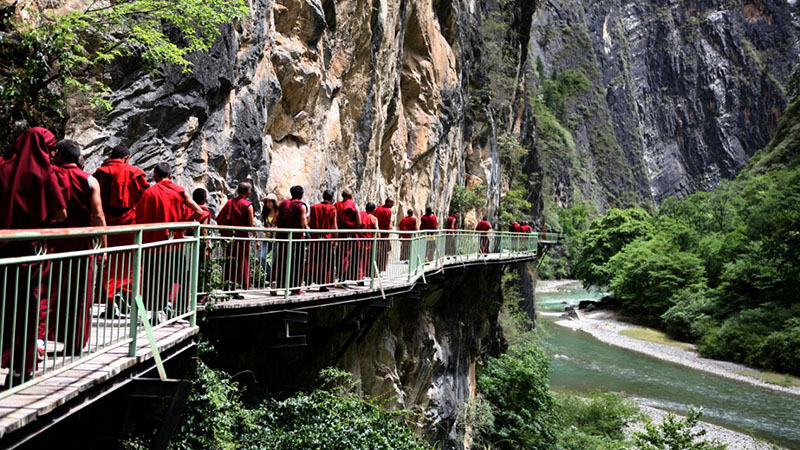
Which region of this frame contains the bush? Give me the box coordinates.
[756,318,800,374]
[478,342,558,449]
[698,310,775,367]
[556,392,639,440]
[556,427,630,450]
[170,358,430,450]
[634,409,726,450]
[660,288,717,341]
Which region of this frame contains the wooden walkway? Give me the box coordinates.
[203,251,536,312]
[0,249,536,443]
[0,321,198,439]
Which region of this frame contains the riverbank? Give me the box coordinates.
[629,405,776,450]
[549,309,800,397]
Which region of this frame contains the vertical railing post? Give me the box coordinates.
[407,233,414,282]
[369,232,378,289]
[284,231,293,299]
[128,229,143,357]
[189,225,201,327]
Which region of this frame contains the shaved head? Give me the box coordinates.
[342,188,353,199]
[237,182,252,196]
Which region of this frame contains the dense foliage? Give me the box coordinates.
[168,358,430,450]
[633,409,726,450]
[0,0,247,149]
[574,167,800,374]
[478,342,559,449]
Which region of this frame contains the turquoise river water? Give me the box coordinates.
[537,283,800,449]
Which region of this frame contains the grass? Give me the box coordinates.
[619,327,695,351]
[734,369,800,388]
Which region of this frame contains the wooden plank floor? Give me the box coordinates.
[202,251,536,310]
[0,321,198,439]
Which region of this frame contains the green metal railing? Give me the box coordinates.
[0,223,557,397]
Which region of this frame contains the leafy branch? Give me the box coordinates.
[0,0,248,149]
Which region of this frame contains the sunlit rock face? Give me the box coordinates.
[67,0,499,220]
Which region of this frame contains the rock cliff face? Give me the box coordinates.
[203,265,508,449]
[525,0,800,210]
[67,0,503,219]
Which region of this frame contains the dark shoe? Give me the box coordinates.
[319,286,330,292]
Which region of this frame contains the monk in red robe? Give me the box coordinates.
[420,207,438,261]
[373,198,393,272]
[93,144,150,309]
[445,211,459,256]
[398,209,418,260]
[135,163,203,312]
[0,127,67,387]
[273,185,309,295]
[308,189,337,290]
[39,140,107,358]
[135,163,202,242]
[334,188,361,282]
[217,183,255,291]
[476,217,492,254]
[357,202,379,280]
[189,188,213,300]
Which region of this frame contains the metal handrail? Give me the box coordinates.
[0,223,559,397]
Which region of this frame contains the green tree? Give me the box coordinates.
[0,0,247,148]
[574,208,653,288]
[478,342,558,449]
[608,235,707,318]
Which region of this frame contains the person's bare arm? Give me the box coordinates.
[182,191,203,220]
[332,210,338,229]
[248,204,255,227]
[300,205,309,229]
[52,209,67,222]
[88,176,108,247]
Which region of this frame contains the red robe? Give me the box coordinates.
[135,179,188,243]
[308,202,337,285]
[0,128,66,376]
[217,197,253,289]
[274,198,306,289]
[476,220,492,253]
[357,212,378,278]
[420,214,438,230]
[93,159,149,229]
[334,199,360,281]
[398,216,417,260]
[445,215,458,255]
[198,205,212,225]
[94,159,150,299]
[373,205,392,271]
[135,179,190,310]
[40,164,94,354]
[310,202,337,238]
[420,214,438,260]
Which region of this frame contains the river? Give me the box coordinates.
[536,282,800,449]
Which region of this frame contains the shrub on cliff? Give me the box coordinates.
[478,341,558,449]
[169,359,429,450]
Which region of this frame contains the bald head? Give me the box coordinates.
[154,163,172,181]
[237,182,252,196]
[342,188,353,199]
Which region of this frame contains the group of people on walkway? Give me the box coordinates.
[0,128,208,386]
[0,127,539,386]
